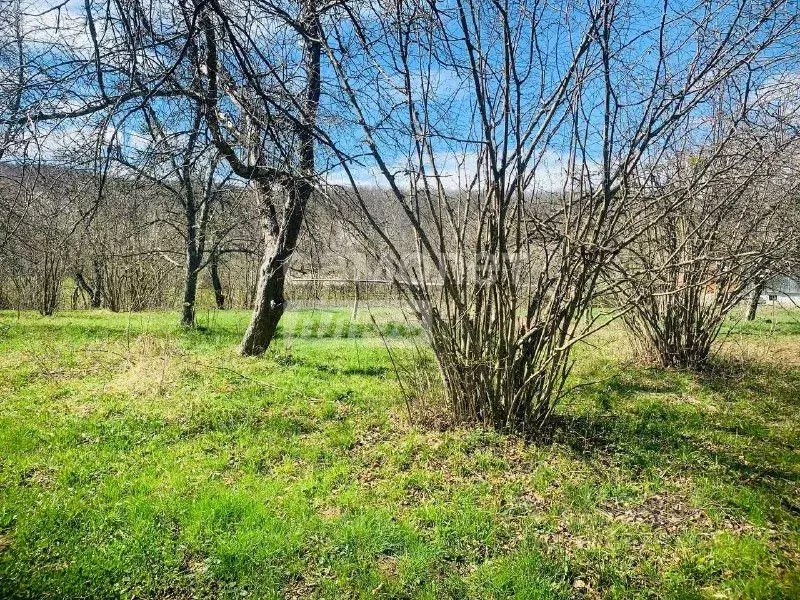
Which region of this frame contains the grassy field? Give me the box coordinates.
[0,307,798,599]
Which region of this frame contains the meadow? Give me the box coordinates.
[0,307,798,599]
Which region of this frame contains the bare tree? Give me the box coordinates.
[0,0,26,164]
[0,164,95,315]
[0,1,280,324]
[191,0,322,353]
[609,100,800,367]
[110,98,235,326]
[321,0,798,433]
[746,282,766,321]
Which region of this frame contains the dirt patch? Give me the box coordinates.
[599,490,752,537]
[70,403,96,416]
[600,493,712,534]
[318,504,342,520]
[283,575,314,599]
[377,555,400,579]
[184,556,208,576]
[18,466,54,489]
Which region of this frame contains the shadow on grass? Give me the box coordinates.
[271,352,390,377]
[550,359,800,519]
[698,359,800,405]
[600,368,687,398]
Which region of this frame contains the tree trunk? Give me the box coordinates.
[240,251,288,355]
[90,261,103,308]
[210,248,225,309]
[181,252,201,327]
[75,269,102,309]
[39,254,62,316]
[240,183,311,355]
[181,165,203,327]
[351,280,360,320]
[747,283,765,321]
[74,271,93,308]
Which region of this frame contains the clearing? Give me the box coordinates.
[0,309,798,599]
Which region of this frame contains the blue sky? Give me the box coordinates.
[3,0,798,193]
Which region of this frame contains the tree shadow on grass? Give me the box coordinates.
[698,358,800,406]
[267,352,389,378]
[548,360,800,519]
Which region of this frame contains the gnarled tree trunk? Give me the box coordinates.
[198,2,321,355]
[747,282,765,321]
[75,266,102,308]
[240,181,313,355]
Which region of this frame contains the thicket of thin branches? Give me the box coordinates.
[0,0,798,433]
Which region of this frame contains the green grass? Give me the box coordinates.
[0,308,798,599]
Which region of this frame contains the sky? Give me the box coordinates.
[2,0,798,195]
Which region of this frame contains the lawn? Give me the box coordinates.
[0,308,798,599]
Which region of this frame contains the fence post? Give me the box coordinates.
[351,281,360,321]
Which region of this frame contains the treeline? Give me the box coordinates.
[0,166,403,315]
[0,164,261,314]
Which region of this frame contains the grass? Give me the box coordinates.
[0,307,798,599]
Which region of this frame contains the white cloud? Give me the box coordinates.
[324,148,571,194]
[21,0,95,55]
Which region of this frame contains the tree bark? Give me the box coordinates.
[181,251,201,327]
[39,254,62,316]
[747,282,765,321]
[210,248,225,309]
[75,271,95,308]
[240,183,311,355]
[240,252,288,355]
[91,260,104,308]
[75,267,102,308]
